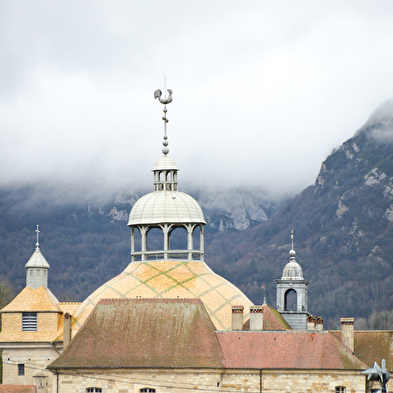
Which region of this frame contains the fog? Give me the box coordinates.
[1,1,393,201]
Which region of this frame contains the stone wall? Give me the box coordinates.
[54,368,366,393]
[2,347,59,393]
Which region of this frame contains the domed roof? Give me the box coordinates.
[73,260,254,333]
[282,250,303,280]
[152,155,179,171]
[128,191,206,226]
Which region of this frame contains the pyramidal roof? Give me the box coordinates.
[1,286,59,312]
[25,247,50,269]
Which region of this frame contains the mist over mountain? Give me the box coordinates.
[1,101,393,329]
[206,100,393,328]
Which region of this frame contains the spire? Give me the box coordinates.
[25,225,50,289]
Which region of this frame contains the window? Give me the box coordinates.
[140,389,155,393]
[18,364,25,376]
[336,387,346,393]
[86,389,102,393]
[22,312,37,331]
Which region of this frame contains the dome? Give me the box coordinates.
[152,155,179,171]
[282,250,303,280]
[128,191,206,226]
[73,260,254,333]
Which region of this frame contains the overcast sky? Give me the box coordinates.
[1,1,393,201]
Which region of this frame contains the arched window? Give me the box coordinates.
[140,389,155,393]
[86,388,102,393]
[335,387,346,393]
[284,289,297,311]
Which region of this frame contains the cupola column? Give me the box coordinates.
[200,225,204,262]
[131,227,135,262]
[140,226,147,262]
[163,224,169,260]
[187,224,193,261]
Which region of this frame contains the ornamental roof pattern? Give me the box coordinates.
[127,191,206,226]
[73,260,253,333]
[49,298,225,370]
[217,331,367,370]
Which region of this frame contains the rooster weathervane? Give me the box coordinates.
[154,87,173,156]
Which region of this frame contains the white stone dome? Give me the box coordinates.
[128,191,206,226]
[152,155,179,171]
[282,250,303,280]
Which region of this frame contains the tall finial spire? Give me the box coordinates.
[154,86,173,156]
[35,224,40,250]
[291,228,294,250]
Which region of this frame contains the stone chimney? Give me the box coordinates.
[307,315,315,331]
[63,313,72,348]
[250,306,263,330]
[340,317,354,352]
[315,316,323,331]
[231,305,244,331]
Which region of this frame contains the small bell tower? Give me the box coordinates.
[25,225,50,289]
[275,230,309,330]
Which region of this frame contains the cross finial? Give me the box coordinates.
[35,225,40,249]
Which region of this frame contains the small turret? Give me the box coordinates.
[25,225,50,289]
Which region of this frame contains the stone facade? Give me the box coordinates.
[2,346,59,393]
[53,369,366,393]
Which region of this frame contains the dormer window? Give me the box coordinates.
[22,312,37,331]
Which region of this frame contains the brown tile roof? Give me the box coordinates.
[1,287,59,312]
[243,304,291,331]
[48,298,225,370]
[0,386,36,393]
[217,331,367,370]
[330,330,393,371]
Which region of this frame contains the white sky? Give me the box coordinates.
[1,1,393,200]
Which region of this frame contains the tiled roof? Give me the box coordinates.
[217,331,367,369]
[73,260,254,332]
[49,298,225,370]
[243,304,291,331]
[0,386,36,393]
[330,330,393,371]
[1,286,59,312]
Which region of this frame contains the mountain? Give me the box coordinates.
[206,99,393,327]
[0,184,278,302]
[1,100,392,328]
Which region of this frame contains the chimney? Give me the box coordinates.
[231,305,244,330]
[307,315,315,331]
[250,306,263,330]
[315,316,323,331]
[63,313,72,348]
[340,317,354,352]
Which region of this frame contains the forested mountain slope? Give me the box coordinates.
[207,100,393,327]
[1,101,392,328]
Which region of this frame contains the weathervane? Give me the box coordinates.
[154,85,173,156]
